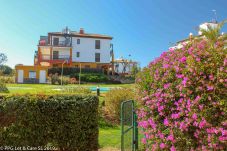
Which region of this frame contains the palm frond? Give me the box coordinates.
[200,20,227,44]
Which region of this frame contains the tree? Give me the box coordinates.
[131,65,140,77]
[0,65,13,75]
[0,53,7,65]
[200,20,227,46]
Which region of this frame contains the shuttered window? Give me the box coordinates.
[95,53,100,62]
[95,40,100,49]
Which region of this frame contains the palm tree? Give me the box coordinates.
[200,20,227,46]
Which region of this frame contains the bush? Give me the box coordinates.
[70,73,108,83]
[0,81,9,93]
[136,38,227,150]
[0,76,15,84]
[48,67,103,75]
[61,76,70,85]
[0,94,99,150]
[50,73,60,84]
[105,88,134,123]
[49,74,69,85]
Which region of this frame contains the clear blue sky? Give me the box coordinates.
[0,0,226,68]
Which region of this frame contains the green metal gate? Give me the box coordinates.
[121,100,138,151]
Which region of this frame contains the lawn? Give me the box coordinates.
[99,126,121,150]
[5,83,134,94]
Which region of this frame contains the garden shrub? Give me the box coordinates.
[49,74,70,85]
[136,37,227,150]
[105,88,135,123]
[0,94,99,150]
[70,73,108,83]
[61,76,70,85]
[48,67,103,75]
[0,81,9,93]
[0,76,15,84]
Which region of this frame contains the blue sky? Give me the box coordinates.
[0,0,226,68]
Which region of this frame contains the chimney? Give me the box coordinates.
[79,28,84,34]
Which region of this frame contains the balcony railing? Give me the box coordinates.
[54,41,72,47]
[39,40,72,47]
[40,55,70,61]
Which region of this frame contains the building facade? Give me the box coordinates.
[34,27,113,69]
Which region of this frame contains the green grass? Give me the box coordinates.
[4,83,134,94]
[99,126,121,149]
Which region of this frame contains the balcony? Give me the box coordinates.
[54,41,72,47]
[40,54,71,63]
[39,40,72,47]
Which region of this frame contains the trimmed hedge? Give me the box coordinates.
[0,94,99,150]
[70,73,108,83]
[48,67,103,75]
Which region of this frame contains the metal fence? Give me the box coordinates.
[121,100,138,151]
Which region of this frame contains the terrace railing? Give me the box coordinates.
[41,55,70,61]
[39,40,72,47]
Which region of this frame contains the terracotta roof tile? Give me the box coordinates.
[49,31,113,39]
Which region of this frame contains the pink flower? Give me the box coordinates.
[159,133,164,139]
[207,85,214,91]
[209,75,214,81]
[199,104,204,110]
[180,122,187,131]
[199,119,207,129]
[148,118,157,129]
[164,83,170,89]
[192,113,197,120]
[182,77,188,87]
[160,143,166,149]
[139,121,148,128]
[141,138,146,144]
[167,134,174,141]
[196,58,201,62]
[164,118,169,126]
[171,113,180,119]
[163,64,170,68]
[176,74,184,78]
[219,136,227,141]
[158,105,164,112]
[170,145,176,151]
[180,56,187,63]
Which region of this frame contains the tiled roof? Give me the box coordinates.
[49,31,113,39]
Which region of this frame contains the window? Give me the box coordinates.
[77,39,80,44]
[29,71,36,79]
[75,65,79,68]
[95,53,100,62]
[53,51,59,60]
[85,65,90,68]
[95,40,100,49]
[76,52,80,57]
[53,37,59,46]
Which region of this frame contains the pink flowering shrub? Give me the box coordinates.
[136,38,227,150]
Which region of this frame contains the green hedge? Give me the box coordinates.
[48,67,103,75]
[70,73,108,83]
[0,94,99,151]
